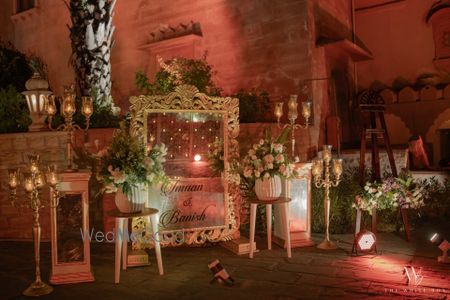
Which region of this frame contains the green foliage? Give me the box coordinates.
[135,55,221,96]
[135,71,157,95]
[0,41,32,92]
[311,170,362,234]
[414,178,450,225]
[135,56,272,123]
[0,86,31,133]
[206,138,224,174]
[28,55,48,80]
[235,89,271,123]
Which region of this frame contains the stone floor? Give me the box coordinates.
[1,231,449,300]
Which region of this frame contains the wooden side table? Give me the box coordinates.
[108,208,163,283]
[248,197,292,258]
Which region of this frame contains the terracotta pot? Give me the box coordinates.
[115,183,147,213]
[254,175,282,201]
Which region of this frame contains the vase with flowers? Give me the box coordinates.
[242,128,297,201]
[97,123,168,213]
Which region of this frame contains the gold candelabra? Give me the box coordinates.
[8,155,61,296]
[274,94,312,158]
[311,145,343,250]
[44,85,93,171]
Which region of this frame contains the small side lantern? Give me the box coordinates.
[22,72,52,131]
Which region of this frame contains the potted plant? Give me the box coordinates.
[97,123,168,213]
[241,129,297,200]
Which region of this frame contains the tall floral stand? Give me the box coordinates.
[273,163,314,248]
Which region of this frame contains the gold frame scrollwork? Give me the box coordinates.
[129,85,240,246]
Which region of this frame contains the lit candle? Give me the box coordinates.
[312,158,323,177]
[82,96,93,118]
[47,165,58,186]
[287,95,298,121]
[8,168,19,189]
[274,102,284,122]
[332,158,343,177]
[302,101,312,120]
[24,176,34,193]
[62,91,76,117]
[35,172,45,189]
[322,145,332,162]
[66,102,74,115]
[28,154,40,174]
[44,95,56,116]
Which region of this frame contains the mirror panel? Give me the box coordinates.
[146,111,226,231]
[129,85,240,246]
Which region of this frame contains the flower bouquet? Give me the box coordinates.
[242,128,297,200]
[97,124,168,212]
[353,172,425,213]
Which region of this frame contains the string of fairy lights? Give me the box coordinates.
[148,112,222,161]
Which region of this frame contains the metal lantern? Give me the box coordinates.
[22,72,52,131]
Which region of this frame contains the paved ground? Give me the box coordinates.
[1,231,449,300]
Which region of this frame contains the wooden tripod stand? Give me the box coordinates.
[358,90,410,241]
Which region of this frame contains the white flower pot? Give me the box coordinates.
[255,175,282,201]
[115,183,147,213]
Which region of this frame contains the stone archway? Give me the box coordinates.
[426,108,450,165]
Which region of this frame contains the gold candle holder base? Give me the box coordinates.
[317,239,337,250]
[23,280,53,297]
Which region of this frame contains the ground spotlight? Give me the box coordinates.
[208,259,234,286]
[352,230,377,255]
[430,233,450,264]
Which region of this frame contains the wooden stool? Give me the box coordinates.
[108,208,163,283]
[248,197,292,258]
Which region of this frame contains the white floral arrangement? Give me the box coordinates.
[97,124,168,195]
[242,130,297,181]
[353,172,425,213]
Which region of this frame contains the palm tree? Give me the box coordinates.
[67,0,115,108]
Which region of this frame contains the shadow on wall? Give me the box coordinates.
[384,113,412,145]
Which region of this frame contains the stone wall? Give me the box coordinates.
[355,0,438,89]
[1,0,314,107]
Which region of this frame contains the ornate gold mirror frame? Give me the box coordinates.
[129,85,240,246]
